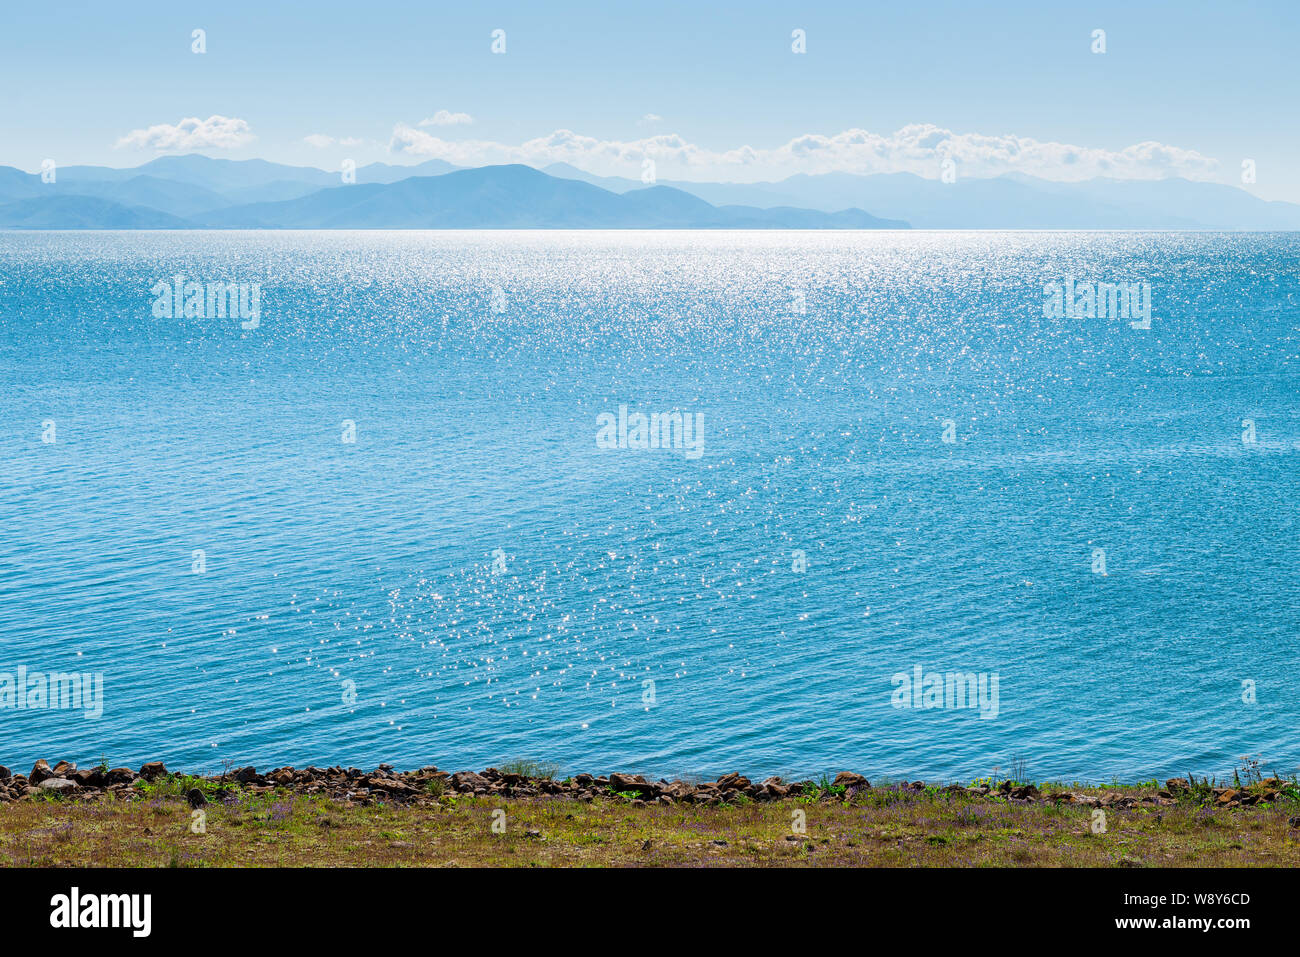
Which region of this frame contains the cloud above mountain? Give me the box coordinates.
[418,110,474,127]
[116,115,255,152]
[389,122,1222,184]
[303,134,365,149]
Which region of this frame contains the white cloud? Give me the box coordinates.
[115,115,255,152]
[387,121,1222,184]
[304,134,365,148]
[639,113,663,125]
[418,110,474,127]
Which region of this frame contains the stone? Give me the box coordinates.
[186,788,207,808]
[70,768,104,787]
[660,781,694,802]
[716,772,752,790]
[52,760,76,776]
[1165,777,1190,792]
[609,773,657,797]
[39,777,77,792]
[233,767,261,784]
[0,766,9,780]
[450,771,488,792]
[832,772,869,789]
[30,760,53,784]
[139,761,167,780]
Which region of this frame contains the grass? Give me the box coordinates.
[3,780,1299,867]
[497,759,560,780]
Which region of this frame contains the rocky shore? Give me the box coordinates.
[2,759,1292,813]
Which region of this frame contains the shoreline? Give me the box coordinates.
[4,758,1299,868]
[6,759,1296,812]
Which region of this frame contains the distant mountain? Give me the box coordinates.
[356,159,461,184]
[542,164,1300,229]
[195,165,908,228]
[0,155,470,219]
[0,195,188,228]
[2,152,1297,229]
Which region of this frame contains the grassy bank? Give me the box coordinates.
[4,777,1299,867]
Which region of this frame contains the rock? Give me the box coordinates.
[39,778,77,792]
[186,788,207,808]
[107,767,135,785]
[1010,784,1041,801]
[0,766,9,780]
[30,760,53,784]
[1165,777,1190,792]
[70,768,105,787]
[660,781,694,802]
[716,772,752,790]
[233,767,261,784]
[139,761,167,780]
[1215,789,1239,806]
[52,760,76,776]
[450,771,488,792]
[609,773,657,797]
[832,772,869,789]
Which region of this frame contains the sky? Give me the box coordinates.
[2,0,1297,200]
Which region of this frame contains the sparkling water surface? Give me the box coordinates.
[2,230,1297,782]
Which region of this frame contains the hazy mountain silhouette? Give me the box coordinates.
[0,195,188,228]
[1,152,1296,228]
[194,165,908,228]
[542,164,1300,229]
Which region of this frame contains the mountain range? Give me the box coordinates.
[1,153,1298,229]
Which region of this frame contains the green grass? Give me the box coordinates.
[497,759,560,780]
[3,781,1298,867]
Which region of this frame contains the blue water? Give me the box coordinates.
[2,230,1297,783]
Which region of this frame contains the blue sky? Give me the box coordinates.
[3,0,1297,199]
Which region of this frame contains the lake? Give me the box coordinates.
[1,229,1296,783]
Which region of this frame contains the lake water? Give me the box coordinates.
[2,229,1297,783]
